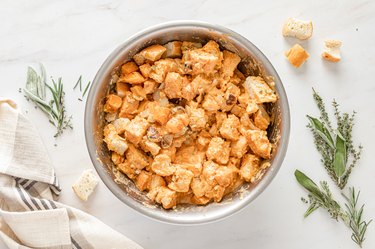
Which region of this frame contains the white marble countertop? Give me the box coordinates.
[1,0,375,248]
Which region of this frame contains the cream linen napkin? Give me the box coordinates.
[0,99,144,249]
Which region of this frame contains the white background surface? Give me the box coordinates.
[1,0,375,248]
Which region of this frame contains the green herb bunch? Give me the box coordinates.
[307,89,362,189]
[23,64,73,137]
[295,89,371,248]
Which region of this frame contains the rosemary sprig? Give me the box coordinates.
[73,75,91,99]
[23,64,72,137]
[342,187,373,247]
[295,170,371,247]
[307,89,362,189]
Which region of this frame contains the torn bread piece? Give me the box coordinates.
[285,44,310,68]
[282,18,313,40]
[322,40,342,62]
[72,169,99,201]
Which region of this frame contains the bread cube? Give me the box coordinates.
[215,166,237,188]
[133,53,146,65]
[103,124,128,155]
[149,58,183,83]
[164,41,183,58]
[201,160,220,186]
[244,76,277,103]
[111,152,124,165]
[246,99,259,115]
[230,135,248,158]
[282,18,313,40]
[165,113,189,134]
[285,44,310,68]
[230,105,245,117]
[139,63,152,78]
[125,144,150,170]
[72,169,99,201]
[221,50,241,77]
[143,79,158,94]
[112,117,130,134]
[121,61,139,75]
[141,139,161,156]
[253,105,270,130]
[119,92,139,117]
[124,116,150,145]
[117,161,137,179]
[182,75,211,101]
[183,49,219,75]
[104,94,122,113]
[206,185,225,202]
[140,44,167,61]
[206,137,231,165]
[219,114,240,141]
[168,167,194,193]
[147,186,177,209]
[149,174,166,190]
[118,71,146,84]
[202,88,224,112]
[135,170,152,191]
[322,40,342,62]
[130,85,147,101]
[239,154,261,182]
[244,130,272,159]
[116,82,130,98]
[164,72,184,99]
[186,105,207,131]
[191,177,211,197]
[151,154,175,176]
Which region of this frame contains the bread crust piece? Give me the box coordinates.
[282,17,313,40]
[72,169,99,201]
[285,44,310,68]
[322,40,342,62]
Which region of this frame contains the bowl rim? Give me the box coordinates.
[85,20,291,225]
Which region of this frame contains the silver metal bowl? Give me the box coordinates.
[85,20,290,224]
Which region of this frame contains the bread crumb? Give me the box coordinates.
[282,18,313,40]
[72,169,99,201]
[285,44,310,68]
[322,40,342,62]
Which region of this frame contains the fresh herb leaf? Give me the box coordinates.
[295,170,324,201]
[74,75,82,90]
[82,81,91,98]
[23,64,72,137]
[308,89,362,189]
[307,115,335,150]
[342,187,372,248]
[333,131,347,178]
[295,90,371,248]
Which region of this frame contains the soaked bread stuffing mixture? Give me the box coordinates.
[103,40,278,209]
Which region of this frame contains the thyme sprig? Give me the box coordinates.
[295,89,371,248]
[23,64,72,137]
[295,170,371,247]
[307,89,362,189]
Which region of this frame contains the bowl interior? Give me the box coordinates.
[85,21,290,224]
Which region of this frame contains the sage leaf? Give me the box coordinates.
[307,115,335,150]
[26,67,39,96]
[294,170,324,201]
[333,131,347,178]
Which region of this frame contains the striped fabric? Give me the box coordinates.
[0,99,143,249]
